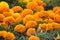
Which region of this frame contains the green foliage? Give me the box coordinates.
[43,0,60,10]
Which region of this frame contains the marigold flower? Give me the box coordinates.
[28,36,40,40]
[33,0,46,6]
[12,6,23,13]
[12,13,21,19]
[3,16,15,25]
[15,15,22,22]
[52,22,60,29]
[9,9,14,14]
[33,12,43,21]
[26,28,36,36]
[47,10,55,18]
[4,32,15,40]
[3,12,13,17]
[23,15,35,24]
[14,24,26,33]
[36,6,44,11]
[55,36,60,40]
[0,14,5,22]
[37,23,47,32]
[26,1,38,10]
[45,23,53,31]
[35,11,48,18]
[0,1,9,13]
[0,31,15,40]
[25,21,37,29]
[53,7,60,12]
[54,14,60,22]
[21,9,33,18]
[2,21,10,28]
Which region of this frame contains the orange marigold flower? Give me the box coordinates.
[47,10,55,18]
[12,6,23,13]
[36,6,44,11]
[54,14,60,22]
[35,11,48,18]
[0,14,5,22]
[33,0,46,6]
[0,1,9,13]
[2,21,10,28]
[25,21,37,29]
[14,24,26,33]
[21,9,33,18]
[4,32,15,40]
[3,16,15,25]
[37,24,46,31]
[55,36,60,40]
[33,12,43,21]
[28,36,40,40]
[23,15,35,24]
[0,31,15,40]
[52,22,60,29]
[3,12,13,17]
[26,28,36,37]
[15,15,22,22]
[45,23,53,31]
[53,7,60,12]
[26,1,38,10]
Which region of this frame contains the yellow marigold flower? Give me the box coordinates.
[0,14,5,22]
[45,23,53,31]
[9,9,14,14]
[3,12,13,17]
[12,6,23,13]
[12,13,22,22]
[26,2,38,10]
[21,9,33,18]
[28,36,40,40]
[12,13,21,19]
[23,15,35,24]
[14,24,26,33]
[36,6,44,11]
[26,28,36,37]
[3,16,15,25]
[25,21,37,29]
[54,14,60,22]
[0,1,9,13]
[55,36,60,40]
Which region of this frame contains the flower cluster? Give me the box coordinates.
[0,0,60,40]
[0,31,15,40]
